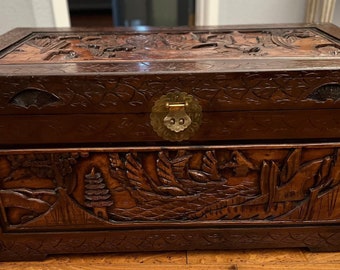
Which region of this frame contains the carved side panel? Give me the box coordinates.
[1,146,340,231]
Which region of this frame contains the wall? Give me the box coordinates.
[0,0,70,35]
[334,0,340,26]
[196,0,340,26]
[151,0,178,26]
[218,0,307,25]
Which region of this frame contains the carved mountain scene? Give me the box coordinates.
[0,154,63,225]
[0,152,84,228]
[1,147,340,230]
[70,148,340,223]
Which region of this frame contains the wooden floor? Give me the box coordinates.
[1,248,340,270]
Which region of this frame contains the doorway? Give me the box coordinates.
[68,0,195,27]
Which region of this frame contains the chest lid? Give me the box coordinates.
[1,24,340,71]
[0,24,340,145]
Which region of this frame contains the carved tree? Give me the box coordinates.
[84,167,113,220]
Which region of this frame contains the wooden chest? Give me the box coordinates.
[0,24,340,261]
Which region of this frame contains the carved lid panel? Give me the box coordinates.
[0,27,339,65]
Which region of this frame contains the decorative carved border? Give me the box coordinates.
[1,70,340,114]
[1,226,340,261]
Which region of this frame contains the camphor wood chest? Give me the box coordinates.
[0,24,340,261]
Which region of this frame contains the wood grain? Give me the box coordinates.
[1,25,340,262]
[187,249,308,264]
[1,249,340,270]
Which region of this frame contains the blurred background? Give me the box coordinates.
[0,0,340,35]
[69,0,195,27]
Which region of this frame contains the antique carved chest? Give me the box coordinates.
[0,24,340,261]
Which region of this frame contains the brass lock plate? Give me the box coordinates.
[150,91,202,141]
[163,101,192,132]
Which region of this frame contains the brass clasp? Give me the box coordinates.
[163,101,192,133]
[150,91,202,141]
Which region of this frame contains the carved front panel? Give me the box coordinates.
[1,145,340,231]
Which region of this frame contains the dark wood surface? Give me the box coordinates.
[1,24,340,261]
[0,24,340,75]
[0,70,340,145]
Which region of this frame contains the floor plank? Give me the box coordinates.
[0,252,187,270]
[0,263,234,270]
[301,249,340,263]
[237,265,340,270]
[187,249,307,264]
[1,249,340,270]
